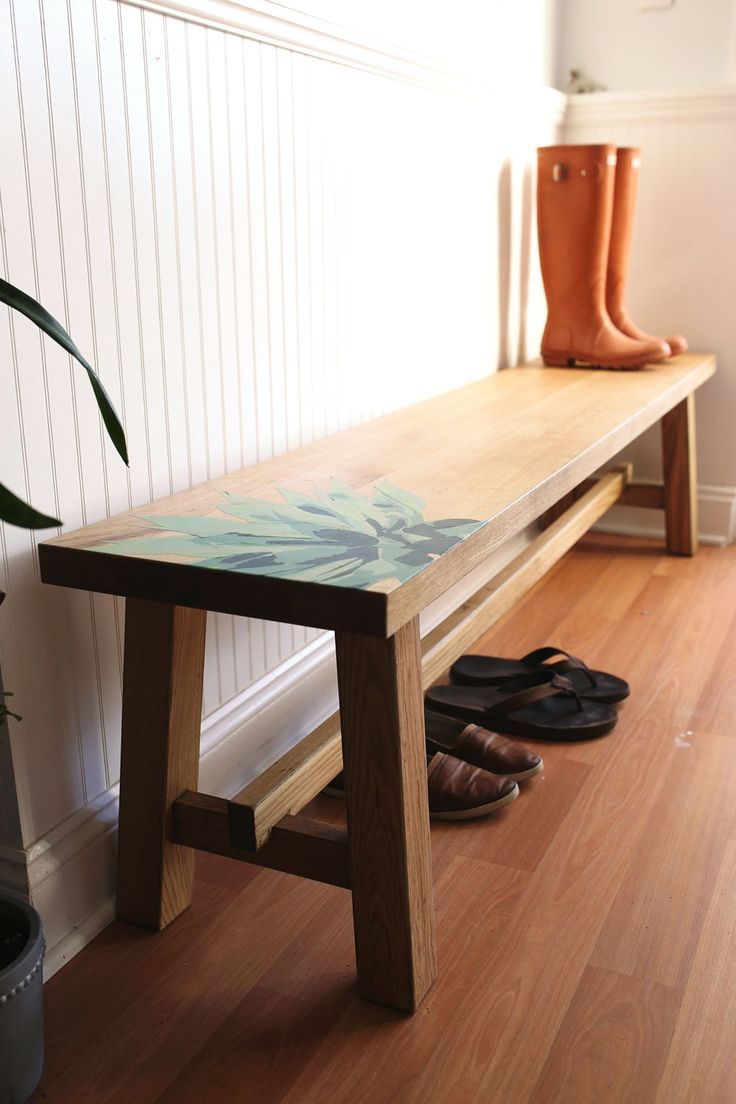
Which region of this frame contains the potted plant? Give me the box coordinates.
[0,277,129,1102]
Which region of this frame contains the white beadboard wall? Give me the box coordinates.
[563,88,736,545]
[0,0,562,970]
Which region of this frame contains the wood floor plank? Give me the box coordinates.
[590,730,736,989]
[689,606,736,734]
[278,712,680,1104]
[36,873,337,1103]
[472,542,615,658]
[441,756,592,873]
[529,965,681,1104]
[279,855,530,1104]
[154,984,351,1104]
[560,565,725,763]
[655,840,736,1104]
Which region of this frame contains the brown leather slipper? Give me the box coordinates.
[324,753,519,820]
[424,710,543,782]
[426,753,519,819]
[450,646,629,704]
[425,671,618,742]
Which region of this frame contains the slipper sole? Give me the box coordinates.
[429,783,519,819]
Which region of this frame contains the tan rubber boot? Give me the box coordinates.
[537,144,670,369]
[607,147,688,357]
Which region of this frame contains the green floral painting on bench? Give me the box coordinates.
[90,479,485,590]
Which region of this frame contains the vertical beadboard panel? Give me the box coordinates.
[0,0,557,847]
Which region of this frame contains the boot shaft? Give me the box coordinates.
[535,143,670,368]
[537,144,618,314]
[607,147,641,314]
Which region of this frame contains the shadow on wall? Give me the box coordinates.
[518,164,534,364]
[497,159,536,369]
[497,159,512,369]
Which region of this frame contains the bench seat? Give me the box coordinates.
[40,355,714,638]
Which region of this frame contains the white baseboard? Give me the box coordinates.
[596,484,736,547]
[0,842,30,895]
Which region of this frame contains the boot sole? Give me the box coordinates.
[543,354,652,371]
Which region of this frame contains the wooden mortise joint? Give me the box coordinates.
[172,791,351,889]
[227,467,627,852]
[619,482,666,510]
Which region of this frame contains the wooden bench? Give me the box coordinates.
[39,353,715,1013]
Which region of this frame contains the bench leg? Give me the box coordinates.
[662,393,698,556]
[117,598,207,930]
[335,616,437,1013]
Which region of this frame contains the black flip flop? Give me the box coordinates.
[450,646,629,704]
[425,671,618,742]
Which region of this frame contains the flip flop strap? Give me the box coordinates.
[489,673,583,716]
[521,646,598,688]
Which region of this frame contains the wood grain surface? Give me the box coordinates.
[172,792,351,889]
[662,393,698,555]
[116,599,207,930]
[335,617,437,1012]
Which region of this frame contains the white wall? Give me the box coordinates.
[564,87,736,543]
[0,0,562,971]
[556,0,736,91]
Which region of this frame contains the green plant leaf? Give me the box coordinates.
[0,276,128,465]
[0,690,21,723]
[0,483,60,529]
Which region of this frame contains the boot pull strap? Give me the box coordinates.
[550,152,617,183]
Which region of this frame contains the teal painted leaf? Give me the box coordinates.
[88,479,486,590]
[372,481,426,525]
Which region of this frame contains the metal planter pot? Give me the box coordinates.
[0,890,44,1104]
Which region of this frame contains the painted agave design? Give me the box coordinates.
[93,479,485,590]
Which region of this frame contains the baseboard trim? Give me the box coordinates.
[0,842,30,895]
[198,633,339,797]
[594,518,727,548]
[595,483,736,548]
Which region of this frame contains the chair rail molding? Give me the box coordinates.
[564,85,736,125]
[122,0,567,118]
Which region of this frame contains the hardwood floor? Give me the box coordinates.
[31,534,736,1103]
